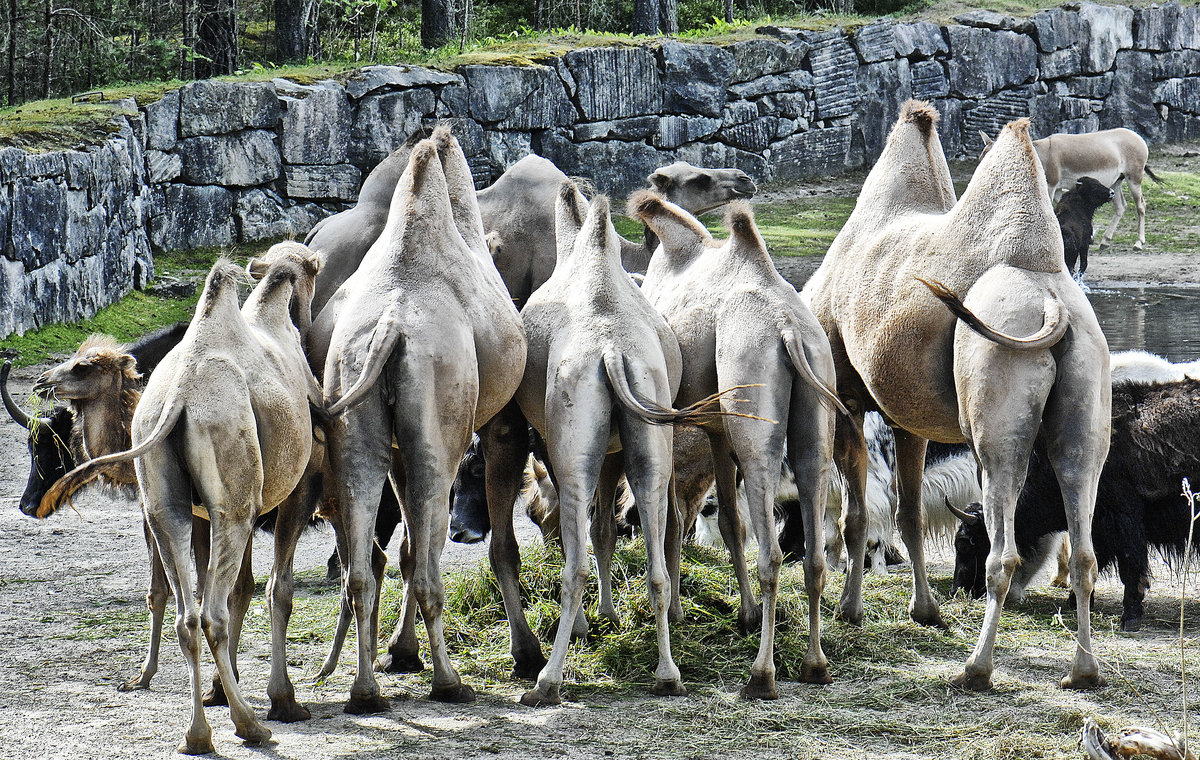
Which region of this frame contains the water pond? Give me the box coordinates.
[1088,285,1200,362]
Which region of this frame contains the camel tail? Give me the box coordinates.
[918,277,1069,350]
[37,388,186,519]
[326,302,405,417]
[602,351,775,427]
[781,325,850,417]
[1144,164,1164,185]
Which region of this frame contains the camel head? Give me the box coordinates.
[32,335,140,405]
[647,162,757,215]
[627,190,714,272]
[250,241,322,336]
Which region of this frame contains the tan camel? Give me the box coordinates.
[805,101,1110,691]
[514,181,714,705]
[41,247,324,753]
[318,126,527,713]
[980,127,1161,249]
[632,192,844,698]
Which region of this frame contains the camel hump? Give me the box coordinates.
[725,200,763,250]
[626,190,712,250]
[899,99,939,136]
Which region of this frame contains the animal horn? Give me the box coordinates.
[1,360,31,429]
[945,497,980,526]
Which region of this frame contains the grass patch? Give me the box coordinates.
[1091,168,1200,255]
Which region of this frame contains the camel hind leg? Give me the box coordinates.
[121,518,168,692]
[591,454,625,629]
[893,430,946,628]
[709,435,759,634]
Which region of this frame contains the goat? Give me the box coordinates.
[1055,176,1115,278]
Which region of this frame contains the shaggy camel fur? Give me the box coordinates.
[632,192,844,698]
[980,127,1162,249]
[41,247,324,753]
[318,126,526,713]
[514,182,714,705]
[806,101,1110,691]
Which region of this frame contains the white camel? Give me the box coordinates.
[806,101,1110,691]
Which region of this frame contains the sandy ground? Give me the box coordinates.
[2,173,1199,758]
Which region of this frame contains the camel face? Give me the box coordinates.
[805,100,1110,693]
[648,161,757,214]
[33,336,138,403]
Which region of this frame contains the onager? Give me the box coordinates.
[41,248,324,753]
[318,126,526,713]
[980,127,1162,249]
[806,101,1111,691]
[632,192,844,699]
[515,183,708,705]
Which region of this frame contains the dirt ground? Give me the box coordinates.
[3,160,1200,759]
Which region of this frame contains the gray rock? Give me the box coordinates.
[1161,110,1200,141]
[150,184,236,251]
[1031,7,1083,53]
[438,83,469,117]
[856,58,913,161]
[65,189,105,264]
[0,147,24,183]
[462,64,573,129]
[285,202,336,240]
[1151,49,1200,79]
[728,39,808,83]
[720,117,776,153]
[1181,5,1200,50]
[144,90,180,151]
[953,9,1033,34]
[24,152,66,179]
[772,91,812,120]
[1078,2,1134,74]
[284,164,362,201]
[911,59,949,99]
[280,82,351,165]
[962,86,1033,153]
[932,98,964,159]
[235,188,296,242]
[63,151,94,191]
[484,131,532,173]
[1065,74,1114,100]
[673,140,770,184]
[893,22,948,59]
[946,27,1037,98]
[10,178,67,269]
[654,115,722,149]
[176,129,281,187]
[809,31,859,119]
[146,150,183,184]
[179,80,281,137]
[1100,50,1162,139]
[538,131,662,194]
[772,125,852,181]
[1154,78,1200,114]
[729,70,813,99]
[658,41,734,117]
[1040,47,1082,79]
[563,47,661,121]
[854,20,897,63]
[424,117,485,156]
[1134,3,1183,52]
[722,100,759,128]
[350,87,437,166]
[573,116,659,142]
[343,65,463,100]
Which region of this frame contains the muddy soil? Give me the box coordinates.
[2,151,1200,758]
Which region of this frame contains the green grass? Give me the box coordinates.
[1091,168,1200,255]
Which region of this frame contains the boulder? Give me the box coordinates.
[1078,2,1134,74]
[728,38,808,83]
[720,117,776,153]
[562,47,661,121]
[144,90,180,151]
[946,26,1037,98]
[1154,78,1200,114]
[856,58,913,162]
[1065,74,1114,100]
[146,150,183,184]
[1151,49,1200,80]
[911,59,949,99]
[722,100,759,128]
[654,115,723,149]
[150,184,235,251]
[349,87,437,166]
[953,9,1033,34]
[893,22,948,59]
[9,178,67,269]
[1099,50,1161,140]
[673,141,770,184]
[1134,3,1183,52]
[483,131,532,174]
[808,31,859,119]
[931,97,965,159]
[424,117,485,156]
[854,20,897,63]
[24,151,66,179]
[1040,47,1082,79]
[179,80,280,137]
[573,116,659,142]
[962,86,1033,153]
[342,65,463,100]
[437,82,469,117]
[772,125,852,181]
[538,131,662,194]
[235,188,298,242]
[657,41,734,117]
[462,64,573,129]
[283,164,362,201]
[729,70,813,99]
[279,81,352,165]
[176,129,281,187]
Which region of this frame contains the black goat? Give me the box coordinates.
[1055,176,1115,276]
[951,378,1200,631]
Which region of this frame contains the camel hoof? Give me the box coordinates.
[912,610,949,630]
[1133,241,1144,250]
[738,605,763,635]
[1061,671,1106,690]
[1120,617,1143,633]
[834,603,863,627]
[376,652,425,673]
[202,683,228,707]
[1051,578,1071,589]
[801,663,833,685]
[950,671,992,691]
[344,693,390,715]
[267,698,311,723]
[520,684,561,706]
[235,721,272,746]
[740,673,779,700]
[652,679,687,697]
[548,616,588,643]
[668,603,684,624]
[178,735,215,755]
[512,653,548,681]
[430,683,475,703]
[117,675,151,692]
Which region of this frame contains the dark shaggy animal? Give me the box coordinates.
[951,378,1200,631]
[1055,176,1114,276]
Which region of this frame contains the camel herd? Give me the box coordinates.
[20,102,1140,753]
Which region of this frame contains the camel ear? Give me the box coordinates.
[647,171,671,193]
[247,256,270,281]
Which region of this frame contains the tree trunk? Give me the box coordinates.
[41,0,51,99]
[275,0,307,62]
[657,0,676,34]
[632,0,657,35]
[195,0,236,76]
[7,0,18,106]
[723,0,733,23]
[421,0,452,49]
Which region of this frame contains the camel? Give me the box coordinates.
[514,181,722,705]
[317,126,527,713]
[41,246,324,753]
[805,101,1110,691]
[631,192,844,698]
[980,127,1162,249]
[308,147,756,313]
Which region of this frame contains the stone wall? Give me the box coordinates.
[2,1,1199,338]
